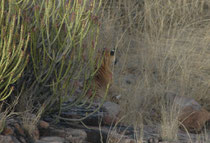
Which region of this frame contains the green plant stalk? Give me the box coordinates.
[0,0,30,101]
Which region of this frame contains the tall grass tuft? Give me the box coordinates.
[99,0,210,126]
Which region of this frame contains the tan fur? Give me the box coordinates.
[90,48,115,97]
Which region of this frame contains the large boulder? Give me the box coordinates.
[178,106,210,133]
[170,95,210,133]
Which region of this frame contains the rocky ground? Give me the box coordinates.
[1,99,210,143]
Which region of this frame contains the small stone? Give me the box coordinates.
[19,136,27,143]
[173,96,201,111]
[14,123,25,136]
[2,126,14,135]
[65,128,87,143]
[41,127,87,142]
[108,131,136,143]
[32,127,40,140]
[36,136,66,143]
[123,139,136,143]
[46,128,66,138]
[39,121,49,129]
[0,135,20,143]
[102,101,121,125]
[7,119,18,125]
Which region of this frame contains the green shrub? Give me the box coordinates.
[0,0,29,101]
[1,0,102,117]
[28,0,102,112]
[19,0,101,113]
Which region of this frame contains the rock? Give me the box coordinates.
[14,121,39,140]
[173,96,201,111]
[147,138,159,143]
[32,127,40,140]
[2,126,14,135]
[65,128,87,143]
[14,123,25,136]
[124,74,136,85]
[102,101,121,125]
[6,118,18,125]
[60,100,122,126]
[80,125,135,143]
[171,95,210,133]
[0,135,20,143]
[39,127,87,143]
[179,107,210,133]
[107,131,136,143]
[39,120,49,129]
[35,136,66,143]
[60,103,104,126]
[19,136,27,143]
[147,137,179,143]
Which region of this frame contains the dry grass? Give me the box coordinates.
[1,0,210,142]
[160,103,180,141]
[0,96,19,133]
[21,107,44,137]
[98,0,210,141]
[20,96,45,137]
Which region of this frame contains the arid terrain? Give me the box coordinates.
[2,0,210,143]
